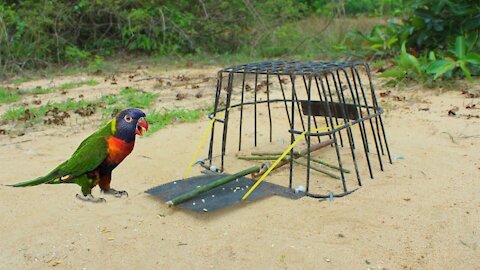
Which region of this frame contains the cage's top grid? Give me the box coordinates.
[219,61,366,76]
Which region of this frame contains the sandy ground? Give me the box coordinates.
[0,65,479,269]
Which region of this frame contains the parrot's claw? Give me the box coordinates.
[102,188,128,198]
[76,194,106,203]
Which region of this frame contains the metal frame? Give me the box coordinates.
[206,61,392,198]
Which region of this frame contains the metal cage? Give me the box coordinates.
[206,61,392,198]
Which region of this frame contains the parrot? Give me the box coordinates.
[9,108,149,203]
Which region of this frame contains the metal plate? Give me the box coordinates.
[300,101,359,120]
[145,173,304,212]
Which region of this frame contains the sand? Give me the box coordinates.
[0,66,479,269]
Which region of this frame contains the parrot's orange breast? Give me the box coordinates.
[105,136,135,165]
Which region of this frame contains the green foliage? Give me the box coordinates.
[0,0,307,72]
[347,20,410,58]
[302,0,405,17]
[118,87,158,108]
[99,87,159,119]
[426,36,480,81]
[382,36,480,83]
[0,87,20,104]
[18,86,54,95]
[380,42,429,82]
[405,0,480,51]
[356,0,480,83]
[146,109,204,135]
[59,79,99,90]
[65,46,91,63]
[2,99,98,122]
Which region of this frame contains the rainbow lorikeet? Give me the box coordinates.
[9,108,148,203]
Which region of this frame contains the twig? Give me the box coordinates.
[238,156,282,161]
[293,159,340,180]
[309,157,350,173]
[0,139,33,147]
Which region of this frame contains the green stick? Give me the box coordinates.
[238,156,286,161]
[292,160,341,180]
[166,165,261,206]
[309,157,350,173]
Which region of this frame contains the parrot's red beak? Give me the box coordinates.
[136,117,148,136]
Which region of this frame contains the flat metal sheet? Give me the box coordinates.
[300,101,359,120]
[145,173,304,212]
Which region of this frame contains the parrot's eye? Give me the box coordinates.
[124,115,133,123]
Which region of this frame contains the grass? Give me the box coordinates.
[146,109,205,135]
[99,87,159,120]
[11,77,30,85]
[2,99,99,122]
[119,87,158,108]
[58,79,99,90]
[0,87,21,104]
[18,86,55,95]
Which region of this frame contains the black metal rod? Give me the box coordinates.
[289,75,296,189]
[314,76,331,140]
[349,66,374,179]
[337,68,363,186]
[302,75,321,143]
[277,75,292,127]
[238,71,246,151]
[293,84,307,135]
[267,74,273,143]
[212,99,379,115]
[305,75,313,193]
[220,73,234,171]
[254,73,258,147]
[318,74,347,193]
[208,72,223,166]
[352,67,384,171]
[335,69,356,149]
[324,73,344,146]
[362,63,393,164]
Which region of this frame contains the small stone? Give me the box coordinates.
[203,208,208,212]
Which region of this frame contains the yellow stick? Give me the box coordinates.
[241,124,343,201]
[183,110,228,179]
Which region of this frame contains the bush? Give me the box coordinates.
[0,0,306,72]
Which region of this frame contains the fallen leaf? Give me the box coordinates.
[448,106,459,116]
[379,91,391,97]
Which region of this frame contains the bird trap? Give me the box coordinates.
[146,61,392,212]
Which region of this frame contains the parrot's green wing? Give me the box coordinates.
[57,133,109,180]
[11,123,112,187]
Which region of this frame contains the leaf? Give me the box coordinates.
[387,36,398,48]
[428,51,436,61]
[465,53,480,65]
[427,60,456,80]
[380,68,406,79]
[455,36,466,59]
[458,61,472,81]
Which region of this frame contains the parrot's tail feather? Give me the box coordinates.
[9,176,55,187]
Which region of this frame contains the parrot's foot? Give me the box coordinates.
[101,188,128,198]
[76,194,106,203]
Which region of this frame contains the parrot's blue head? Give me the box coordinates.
[113,108,148,142]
